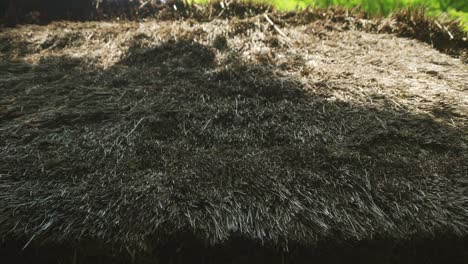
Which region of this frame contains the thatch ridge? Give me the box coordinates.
[1,1,467,58]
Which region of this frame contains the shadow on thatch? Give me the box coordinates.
[0,35,467,263]
[2,237,468,263]
[0,0,96,26]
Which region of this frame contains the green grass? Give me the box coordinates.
[196,0,468,30]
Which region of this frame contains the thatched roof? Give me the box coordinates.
[0,2,467,263]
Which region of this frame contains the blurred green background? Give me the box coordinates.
[199,0,468,30]
[285,1,467,30]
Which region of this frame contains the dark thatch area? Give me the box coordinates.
[0,2,467,263]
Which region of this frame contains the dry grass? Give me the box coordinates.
[1,1,467,58]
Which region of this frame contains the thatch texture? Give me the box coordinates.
[0,3,467,263]
[1,1,467,57]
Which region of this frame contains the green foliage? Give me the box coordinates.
[197,0,468,30]
[321,1,466,29]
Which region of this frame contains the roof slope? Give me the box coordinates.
[0,6,467,260]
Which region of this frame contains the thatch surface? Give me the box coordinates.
[0,4,467,262]
[1,1,467,57]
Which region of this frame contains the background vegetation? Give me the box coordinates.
[199,0,468,30]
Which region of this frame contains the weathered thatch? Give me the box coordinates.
[1,1,467,59]
[0,2,467,263]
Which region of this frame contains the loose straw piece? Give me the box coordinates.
[264,14,290,40]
